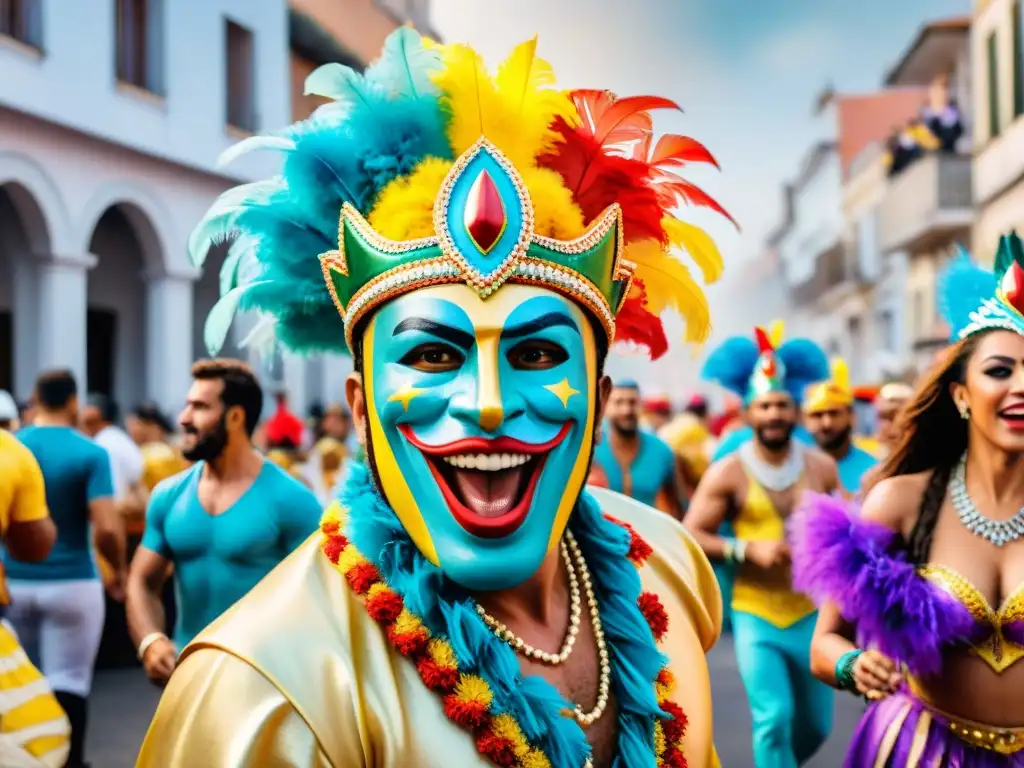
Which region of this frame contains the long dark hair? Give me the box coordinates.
[872,333,984,563]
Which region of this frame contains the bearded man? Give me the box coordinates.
[136,30,733,768]
[686,325,839,768]
[802,358,877,496]
[125,360,322,687]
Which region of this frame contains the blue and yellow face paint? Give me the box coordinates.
[363,283,597,590]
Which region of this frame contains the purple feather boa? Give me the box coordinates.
[790,493,977,678]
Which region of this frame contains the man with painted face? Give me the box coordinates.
[802,358,878,496]
[137,31,734,768]
[593,381,683,518]
[685,324,839,768]
[126,360,322,687]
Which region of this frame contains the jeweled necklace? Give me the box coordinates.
[738,439,804,491]
[475,530,611,729]
[475,539,581,664]
[951,453,1024,547]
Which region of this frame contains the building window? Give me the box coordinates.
[988,31,1001,139]
[0,0,43,49]
[876,309,896,353]
[115,0,164,93]
[226,20,257,132]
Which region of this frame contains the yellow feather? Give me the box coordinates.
[369,159,584,241]
[626,239,711,344]
[769,320,785,348]
[368,158,452,240]
[831,357,851,391]
[662,217,724,283]
[430,38,577,168]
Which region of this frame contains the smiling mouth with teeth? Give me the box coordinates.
[399,423,573,538]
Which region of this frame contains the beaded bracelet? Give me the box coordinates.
[834,649,863,692]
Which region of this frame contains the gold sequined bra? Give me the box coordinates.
[920,564,1024,673]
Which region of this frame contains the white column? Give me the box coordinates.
[36,253,96,391]
[145,270,197,416]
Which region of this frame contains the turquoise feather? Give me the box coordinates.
[702,334,828,404]
[366,27,441,98]
[204,281,269,356]
[937,246,997,340]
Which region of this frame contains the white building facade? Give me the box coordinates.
[0,0,332,416]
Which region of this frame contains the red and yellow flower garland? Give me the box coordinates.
[320,505,688,768]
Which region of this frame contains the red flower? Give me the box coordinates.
[321,520,340,536]
[638,592,669,641]
[660,700,688,744]
[323,535,348,564]
[661,746,687,768]
[417,658,459,693]
[627,527,654,565]
[388,627,428,656]
[366,588,404,624]
[345,563,381,595]
[476,733,518,766]
[443,695,490,730]
[656,668,674,689]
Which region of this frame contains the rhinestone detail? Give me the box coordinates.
[951,453,1024,547]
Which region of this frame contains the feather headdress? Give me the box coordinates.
[940,233,1024,341]
[701,320,829,404]
[193,29,733,359]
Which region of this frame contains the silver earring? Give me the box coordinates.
[958,403,970,420]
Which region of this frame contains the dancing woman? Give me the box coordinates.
[792,234,1024,766]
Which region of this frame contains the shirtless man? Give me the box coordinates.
[689,324,837,768]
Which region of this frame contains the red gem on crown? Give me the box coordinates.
[464,170,506,254]
[1002,261,1024,315]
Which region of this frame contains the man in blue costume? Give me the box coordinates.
[137,30,734,768]
[593,380,683,519]
[801,357,877,496]
[687,324,838,768]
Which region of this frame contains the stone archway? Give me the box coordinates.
[191,242,246,362]
[86,203,163,410]
[0,182,51,398]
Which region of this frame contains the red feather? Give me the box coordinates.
[613,279,669,360]
[754,326,773,354]
[648,135,719,169]
[265,403,305,448]
[539,90,737,244]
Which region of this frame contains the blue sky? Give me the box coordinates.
[428,0,970,390]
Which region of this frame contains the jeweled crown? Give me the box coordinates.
[320,139,631,350]
[952,234,1024,340]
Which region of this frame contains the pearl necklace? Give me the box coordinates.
[951,454,1024,547]
[475,530,612,729]
[475,539,581,664]
[738,440,804,491]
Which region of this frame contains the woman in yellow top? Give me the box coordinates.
[0,429,70,768]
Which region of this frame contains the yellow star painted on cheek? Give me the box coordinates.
[544,378,580,408]
[387,383,426,412]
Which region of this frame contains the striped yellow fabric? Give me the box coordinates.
[0,622,69,768]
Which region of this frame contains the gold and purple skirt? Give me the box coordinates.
[849,689,1024,767]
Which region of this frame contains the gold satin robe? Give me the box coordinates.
[136,488,723,767]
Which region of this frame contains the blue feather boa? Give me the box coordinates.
[339,461,669,768]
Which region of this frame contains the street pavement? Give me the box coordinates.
[87,633,862,767]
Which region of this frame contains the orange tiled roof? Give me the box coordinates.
[835,89,928,177]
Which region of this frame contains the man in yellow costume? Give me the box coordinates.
[138,30,734,768]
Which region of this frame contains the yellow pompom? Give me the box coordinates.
[654,721,667,757]
[454,674,493,707]
[335,545,368,576]
[369,158,452,241]
[426,637,458,668]
[521,750,553,768]
[391,608,424,636]
[490,713,530,755]
[320,501,347,528]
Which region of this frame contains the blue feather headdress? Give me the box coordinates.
[193,29,452,357]
[701,320,829,405]
[939,234,1024,341]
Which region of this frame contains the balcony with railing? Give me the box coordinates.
[877,152,972,254]
[791,240,866,307]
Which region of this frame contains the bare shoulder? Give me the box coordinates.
[860,471,930,535]
[803,447,839,489]
[701,454,743,491]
